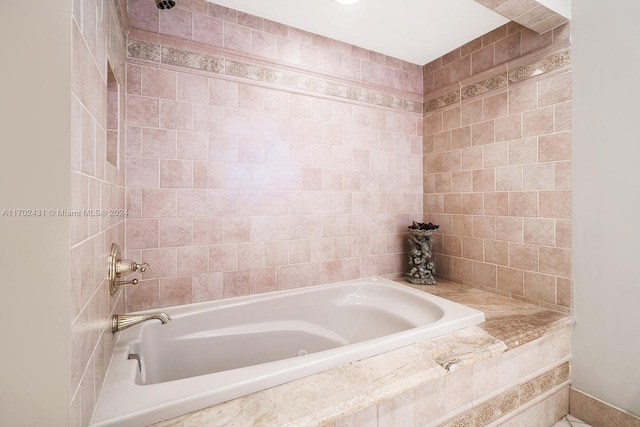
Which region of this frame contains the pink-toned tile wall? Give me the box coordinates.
[70,0,128,424]
[124,0,424,311]
[424,23,571,312]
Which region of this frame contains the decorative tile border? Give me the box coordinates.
[164,46,225,73]
[461,72,508,100]
[128,40,161,62]
[112,0,128,42]
[439,362,570,427]
[424,90,460,113]
[127,40,423,114]
[508,50,571,83]
[425,49,571,113]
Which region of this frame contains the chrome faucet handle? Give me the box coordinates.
[137,263,149,273]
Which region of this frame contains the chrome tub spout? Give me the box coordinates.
[112,312,172,333]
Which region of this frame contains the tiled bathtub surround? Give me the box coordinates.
[70,0,128,424]
[124,0,424,311]
[152,280,572,426]
[423,22,572,312]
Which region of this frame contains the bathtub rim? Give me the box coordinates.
[91,276,485,427]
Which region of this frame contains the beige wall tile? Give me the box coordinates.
[539,132,571,162]
[472,120,496,146]
[452,171,473,192]
[555,219,572,248]
[497,166,523,191]
[453,214,474,237]
[496,216,523,243]
[523,106,554,137]
[553,101,571,132]
[484,192,509,216]
[463,193,484,215]
[509,137,538,165]
[474,216,497,239]
[508,83,538,114]
[538,72,572,107]
[473,169,496,192]
[539,190,571,219]
[443,106,461,131]
[452,257,474,282]
[463,237,484,261]
[462,146,484,170]
[444,235,463,257]
[523,218,555,246]
[444,193,463,214]
[497,266,524,295]
[484,142,509,168]
[452,126,472,149]
[495,114,522,142]
[473,261,497,287]
[462,99,483,126]
[523,163,554,190]
[509,191,538,217]
[554,161,572,189]
[509,243,539,271]
[485,239,509,266]
[524,271,556,304]
[539,246,571,277]
[483,92,508,120]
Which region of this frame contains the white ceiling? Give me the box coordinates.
[206,0,510,65]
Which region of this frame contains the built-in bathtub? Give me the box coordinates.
[90,276,485,426]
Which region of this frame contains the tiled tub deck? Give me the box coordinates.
[153,279,571,427]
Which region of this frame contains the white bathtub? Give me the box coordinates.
[91,277,484,426]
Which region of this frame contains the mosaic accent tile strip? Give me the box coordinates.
[127,40,423,114]
[508,50,571,83]
[424,49,571,112]
[163,46,225,74]
[461,72,508,100]
[112,0,128,42]
[424,90,460,113]
[439,362,570,427]
[128,40,162,63]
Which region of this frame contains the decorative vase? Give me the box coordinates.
[406,222,438,285]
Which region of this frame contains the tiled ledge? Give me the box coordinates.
[153,279,571,426]
[406,279,570,350]
[127,34,424,115]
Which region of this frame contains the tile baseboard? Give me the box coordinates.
[569,388,640,427]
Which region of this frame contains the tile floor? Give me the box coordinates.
[552,414,593,426]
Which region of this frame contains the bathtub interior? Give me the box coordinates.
[135,280,448,385]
